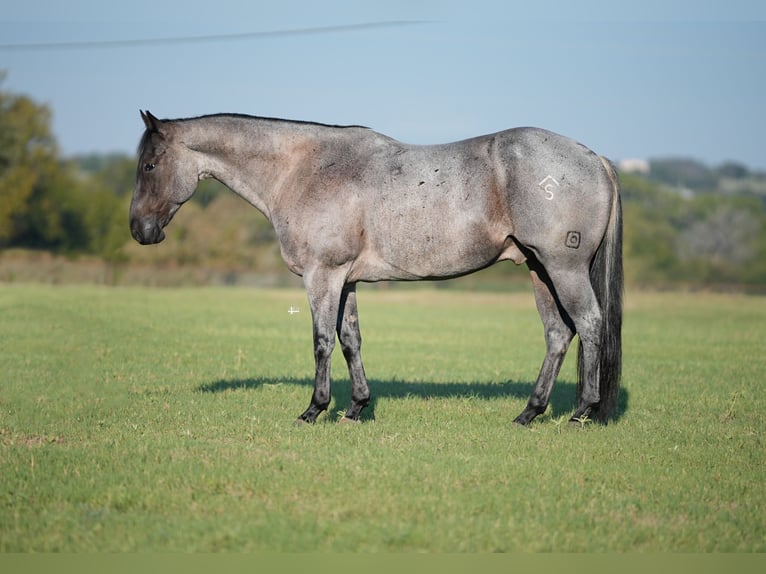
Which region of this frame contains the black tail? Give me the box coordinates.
[578,157,623,422]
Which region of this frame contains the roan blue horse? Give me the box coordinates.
[130,111,622,425]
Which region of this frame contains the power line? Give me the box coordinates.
[0,20,431,52]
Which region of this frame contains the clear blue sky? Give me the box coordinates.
[2,1,765,169]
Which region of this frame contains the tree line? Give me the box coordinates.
[0,83,127,259]
[1,82,765,289]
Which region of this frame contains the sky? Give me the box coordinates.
[1,0,765,170]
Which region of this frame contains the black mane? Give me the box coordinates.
[137,113,368,156]
[175,113,368,131]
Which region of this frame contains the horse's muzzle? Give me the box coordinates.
[130,218,166,245]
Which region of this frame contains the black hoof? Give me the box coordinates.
[513,408,542,426]
[297,404,325,425]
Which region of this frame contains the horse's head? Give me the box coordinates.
[130,111,199,245]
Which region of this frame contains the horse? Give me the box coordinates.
[130,111,622,426]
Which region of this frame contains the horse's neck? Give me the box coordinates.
[184,117,308,220]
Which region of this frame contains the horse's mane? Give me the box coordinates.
[137,113,369,156]
[179,113,369,131]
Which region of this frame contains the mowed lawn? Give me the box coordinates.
[0,284,763,551]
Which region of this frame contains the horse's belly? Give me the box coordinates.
[349,221,507,282]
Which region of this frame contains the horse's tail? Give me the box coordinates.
[578,156,623,422]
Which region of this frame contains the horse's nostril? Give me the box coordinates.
[131,219,155,245]
[130,220,144,244]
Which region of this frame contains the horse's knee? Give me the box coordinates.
[545,328,571,357]
[339,316,361,344]
[341,341,361,362]
[339,331,362,361]
[313,334,335,361]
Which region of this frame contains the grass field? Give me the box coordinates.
[0,284,764,552]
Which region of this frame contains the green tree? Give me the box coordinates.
[0,76,58,245]
[1,78,131,258]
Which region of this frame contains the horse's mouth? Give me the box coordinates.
[130,219,166,245]
[130,203,181,245]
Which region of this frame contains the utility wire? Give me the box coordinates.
[0,20,431,52]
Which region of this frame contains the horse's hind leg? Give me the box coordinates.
[513,261,575,425]
[544,265,603,423]
[337,284,370,422]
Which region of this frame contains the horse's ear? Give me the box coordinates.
[140,110,163,133]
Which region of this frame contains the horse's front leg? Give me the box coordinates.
[297,268,345,424]
[337,284,370,422]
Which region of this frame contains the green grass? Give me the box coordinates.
[0,285,764,551]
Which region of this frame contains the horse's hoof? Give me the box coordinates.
[294,418,311,427]
[512,412,535,426]
[338,416,360,425]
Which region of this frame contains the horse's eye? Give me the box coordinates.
[144,163,156,172]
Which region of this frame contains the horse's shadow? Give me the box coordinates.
[198,376,629,423]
